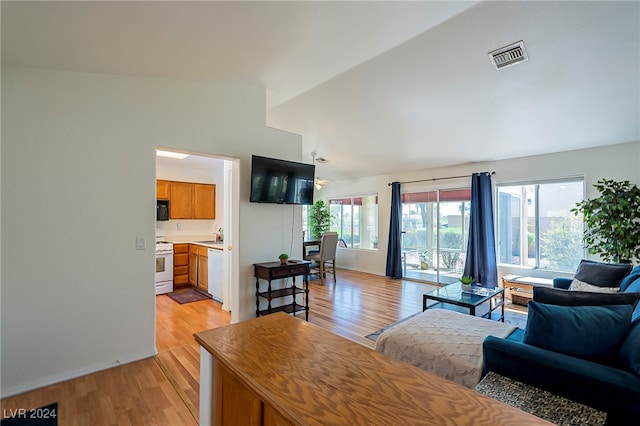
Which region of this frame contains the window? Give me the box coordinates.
[497,179,584,272]
[328,195,378,249]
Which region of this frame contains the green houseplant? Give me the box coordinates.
[309,200,332,239]
[460,275,475,291]
[278,253,289,265]
[571,178,640,263]
[460,275,475,285]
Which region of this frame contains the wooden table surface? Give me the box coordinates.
[194,312,551,425]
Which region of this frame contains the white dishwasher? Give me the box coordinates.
[208,248,224,303]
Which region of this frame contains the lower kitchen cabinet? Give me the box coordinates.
[198,246,209,292]
[189,245,198,286]
[189,244,209,292]
[173,243,189,286]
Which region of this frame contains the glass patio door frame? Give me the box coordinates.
[401,187,470,285]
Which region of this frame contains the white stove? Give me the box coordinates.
[155,230,174,295]
[155,241,174,254]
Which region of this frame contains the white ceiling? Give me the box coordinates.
[3,1,639,180]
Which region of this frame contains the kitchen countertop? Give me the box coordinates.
[164,235,225,250]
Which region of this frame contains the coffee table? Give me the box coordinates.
[422,282,505,321]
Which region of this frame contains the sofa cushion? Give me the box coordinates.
[533,286,640,308]
[524,301,633,363]
[618,320,640,376]
[573,259,633,288]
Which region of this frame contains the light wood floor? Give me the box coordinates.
[0,270,448,425]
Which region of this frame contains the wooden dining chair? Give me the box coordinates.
[304,232,339,283]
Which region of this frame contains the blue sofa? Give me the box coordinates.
[482,265,640,425]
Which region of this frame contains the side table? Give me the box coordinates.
[254,260,311,320]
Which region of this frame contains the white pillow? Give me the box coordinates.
[569,278,620,293]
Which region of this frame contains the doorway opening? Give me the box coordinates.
[154,147,239,350]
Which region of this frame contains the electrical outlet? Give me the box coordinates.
[177,222,182,230]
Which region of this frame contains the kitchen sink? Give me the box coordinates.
[196,240,220,244]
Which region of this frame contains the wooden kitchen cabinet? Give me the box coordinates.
[170,181,195,219]
[156,180,170,200]
[218,367,264,426]
[189,244,198,286]
[197,246,208,292]
[194,183,216,219]
[168,181,216,220]
[173,243,189,286]
[188,244,209,291]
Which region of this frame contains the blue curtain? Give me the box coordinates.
[463,173,498,287]
[386,182,403,278]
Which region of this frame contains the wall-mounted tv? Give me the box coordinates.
[250,155,315,205]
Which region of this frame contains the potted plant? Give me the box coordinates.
[571,178,640,263]
[372,236,379,249]
[419,251,431,270]
[460,275,475,291]
[309,200,332,239]
[278,253,289,265]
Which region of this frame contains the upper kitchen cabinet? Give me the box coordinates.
[164,180,216,220]
[156,180,170,200]
[170,181,195,219]
[194,183,216,219]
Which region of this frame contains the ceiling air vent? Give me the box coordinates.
[488,40,528,69]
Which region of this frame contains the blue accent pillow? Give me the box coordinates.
[618,320,640,376]
[523,301,633,362]
[625,278,640,322]
[574,259,632,288]
[621,273,640,292]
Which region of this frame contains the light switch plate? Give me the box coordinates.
[136,237,146,250]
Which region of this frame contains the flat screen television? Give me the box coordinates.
[250,155,315,205]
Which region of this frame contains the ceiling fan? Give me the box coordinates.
[310,151,329,190]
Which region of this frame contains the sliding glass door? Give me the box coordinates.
[401,189,471,284]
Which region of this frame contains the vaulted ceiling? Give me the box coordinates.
[3,1,639,179]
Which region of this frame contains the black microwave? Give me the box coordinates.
[157,200,169,221]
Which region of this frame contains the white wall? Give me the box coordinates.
[322,141,640,279]
[1,67,303,396]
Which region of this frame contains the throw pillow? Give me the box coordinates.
[620,272,640,292]
[617,320,640,376]
[523,301,633,363]
[573,259,632,288]
[533,286,640,308]
[569,279,620,293]
[625,279,640,322]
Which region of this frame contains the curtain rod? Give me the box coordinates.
[387,171,495,186]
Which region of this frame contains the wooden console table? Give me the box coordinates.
[194,313,551,426]
[254,260,310,320]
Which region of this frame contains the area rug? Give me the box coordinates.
[1,402,58,426]
[366,308,527,341]
[167,288,210,304]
